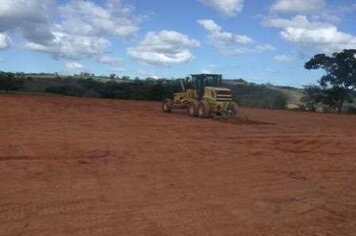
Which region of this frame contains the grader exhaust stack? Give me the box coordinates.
[162,74,238,118]
[180,79,185,92]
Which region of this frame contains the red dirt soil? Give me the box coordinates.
[0,94,355,236]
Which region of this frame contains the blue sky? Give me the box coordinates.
[0,0,355,87]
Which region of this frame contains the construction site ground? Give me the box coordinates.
[0,94,355,235]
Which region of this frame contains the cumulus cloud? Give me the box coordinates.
[25,32,110,59]
[264,15,356,53]
[271,0,326,13]
[127,30,200,66]
[0,33,10,49]
[198,19,274,55]
[64,61,86,72]
[0,0,140,63]
[198,0,244,16]
[0,0,55,44]
[59,0,139,38]
[198,19,253,44]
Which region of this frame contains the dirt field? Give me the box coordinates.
[0,94,355,236]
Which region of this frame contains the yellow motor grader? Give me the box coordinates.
[162,74,238,118]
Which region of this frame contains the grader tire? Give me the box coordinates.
[162,99,172,113]
[198,101,211,118]
[188,100,199,117]
[230,102,238,116]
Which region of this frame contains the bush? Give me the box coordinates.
[346,105,356,114]
[272,94,288,109]
[0,72,25,91]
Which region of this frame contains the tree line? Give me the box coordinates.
[1,49,355,113]
[0,72,289,110]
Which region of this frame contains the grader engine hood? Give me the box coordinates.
[215,90,232,102]
[206,87,232,102]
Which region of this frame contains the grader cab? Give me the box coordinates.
[162,74,238,118]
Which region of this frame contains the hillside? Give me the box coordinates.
[268,86,305,108]
[225,80,304,109]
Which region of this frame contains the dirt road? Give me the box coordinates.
[0,94,355,235]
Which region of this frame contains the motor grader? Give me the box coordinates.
[162,74,238,118]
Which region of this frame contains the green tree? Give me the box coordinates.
[305,49,356,113]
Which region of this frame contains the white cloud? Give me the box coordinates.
[25,31,110,59]
[201,64,217,74]
[265,15,328,29]
[274,54,293,62]
[64,61,86,72]
[59,0,139,38]
[0,0,54,20]
[198,19,274,55]
[0,0,55,44]
[264,15,356,53]
[271,0,326,13]
[201,69,213,74]
[198,0,244,16]
[198,19,222,32]
[127,30,200,66]
[198,19,253,44]
[0,0,140,63]
[0,33,10,49]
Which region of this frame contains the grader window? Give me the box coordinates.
[191,74,223,99]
